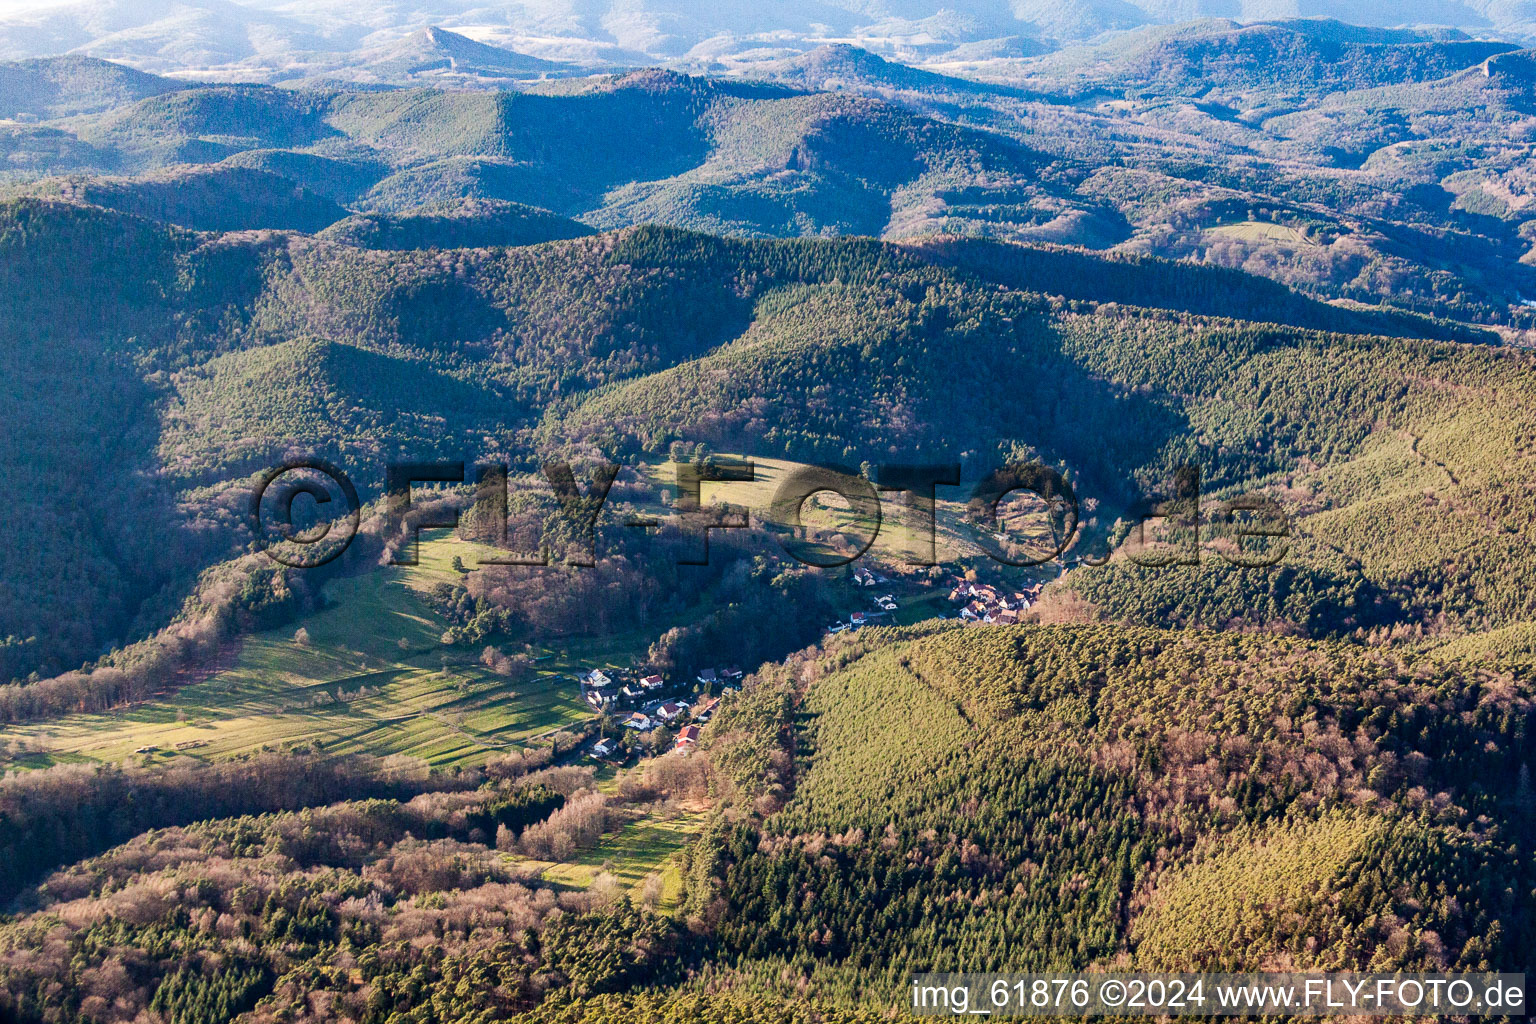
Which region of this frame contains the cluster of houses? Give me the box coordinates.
[619,698,691,733]
[580,668,665,710]
[827,564,903,633]
[588,692,723,760]
[949,579,1043,625]
[581,664,745,761]
[581,665,745,713]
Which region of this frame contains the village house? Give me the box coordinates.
[589,738,618,759]
[582,668,612,688]
[584,687,619,708]
[692,695,720,721]
[675,725,701,748]
[697,667,718,685]
[622,711,654,731]
[656,700,689,722]
[852,566,876,586]
[722,665,744,680]
[621,682,645,700]
[640,673,664,690]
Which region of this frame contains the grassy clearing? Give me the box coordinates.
[1208,220,1315,246]
[535,808,708,913]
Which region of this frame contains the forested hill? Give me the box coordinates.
[5,196,1536,685]
[691,622,1535,1006]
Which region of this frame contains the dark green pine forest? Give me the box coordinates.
[3,20,1536,1023]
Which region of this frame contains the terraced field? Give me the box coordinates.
[5,532,609,770]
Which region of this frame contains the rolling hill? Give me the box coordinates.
[0,54,182,119]
[318,198,593,249]
[7,164,349,231]
[983,20,1520,104]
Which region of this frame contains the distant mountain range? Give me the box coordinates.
[2,18,1533,327]
[0,0,1532,77]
